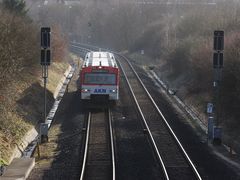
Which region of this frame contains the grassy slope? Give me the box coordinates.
[0,62,69,165]
[129,53,240,149]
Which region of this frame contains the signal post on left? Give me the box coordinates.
[40,27,51,144]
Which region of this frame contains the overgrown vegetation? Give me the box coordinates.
[128,2,240,141]
[167,4,240,137]
[0,1,69,164]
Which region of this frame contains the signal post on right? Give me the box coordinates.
[208,30,224,145]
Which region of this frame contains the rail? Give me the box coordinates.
[80,112,91,180]
[80,109,115,180]
[118,58,170,180]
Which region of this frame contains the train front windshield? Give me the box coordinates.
[84,73,116,85]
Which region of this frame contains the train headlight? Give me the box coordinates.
[110,89,117,93]
[81,89,89,93]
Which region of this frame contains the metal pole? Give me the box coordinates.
[41,63,49,123]
[214,68,222,127]
[41,65,48,143]
[213,80,218,126]
[44,75,47,122]
[216,81,220,126]
[42,65,47,123]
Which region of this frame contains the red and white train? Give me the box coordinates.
[80,51,119,100]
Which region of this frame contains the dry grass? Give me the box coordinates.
[0,62,69,165]
[45,62,69,93]
[33,123,62,167]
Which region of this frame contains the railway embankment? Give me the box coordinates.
[27,58,85,180]
[127,53,240,174]
[0,59,75,171]
[128,52,240,148]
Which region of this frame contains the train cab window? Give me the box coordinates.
[84,73,116,85]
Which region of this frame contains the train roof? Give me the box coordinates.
[83,51,117,68]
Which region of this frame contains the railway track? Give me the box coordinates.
[71,43,168,179]
[117,55,202,180]
[80,109,115,180]
[70,42,202,180]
